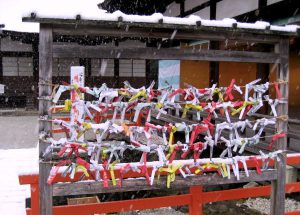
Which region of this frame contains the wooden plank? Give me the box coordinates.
[270,39,289,215]
[0,51,33,57]
[39,24,53,215]
[32,42,39,83]
[146,59,158,88]
[52,25,282,44]
[52,45,280,63]
[0,55,2,83]
[53,170,277,196]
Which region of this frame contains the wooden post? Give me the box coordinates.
[189,186,203,215]
[32,41,39,108]
[270,38,289,215]
[0,52,2,83]
[39,24,53,215]
[114,59,120,87]
[146,60,158,88]
[114,40,120,87]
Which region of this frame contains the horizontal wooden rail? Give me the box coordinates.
[53,45,280,63]
[53,170,276,196]
[19,154,300,186]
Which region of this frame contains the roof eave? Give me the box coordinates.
[21,16,300,38]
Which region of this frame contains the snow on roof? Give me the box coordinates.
[1,0,299,34]
[23,8,300,34]
[0,0,104,33]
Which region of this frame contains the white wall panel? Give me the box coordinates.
[133,60,146,77]
[120,59,132,77]
[2,57,33,76]
[216,0,258,19]
[193,6,210,19]
[120,59,145,77]
[185,0,208,11]
[163,2,180,17]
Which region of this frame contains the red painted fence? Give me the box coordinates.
[19,154,300,215]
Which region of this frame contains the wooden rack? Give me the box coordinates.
[22,16,298,215]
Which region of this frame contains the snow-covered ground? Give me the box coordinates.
[0,115,38,149]
[0,148,38,215]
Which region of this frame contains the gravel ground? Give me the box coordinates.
[118,197,300,215]
[240,197,300,214]
[124,207,185,215]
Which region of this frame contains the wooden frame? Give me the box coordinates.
[22,16,295,215]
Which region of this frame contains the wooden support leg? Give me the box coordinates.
[271,153,286,215]
[39,25,53,215]
[39,162,53,215]
[189,186,203,215]
[270,39,289,215]
[31,183,39,215]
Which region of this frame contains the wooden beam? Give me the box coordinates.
[209,41,220,88]
[210,0,217,20]
[39,24,53,215]
[53,170,277,196]
[0,51,33,57]
[32,42,39,82]
[0,53,2,83]
[179,0,185,17]
[209,1,219,89]
[114,40,120,87]
[114,59,120,87]
[146,60,159,88]
[50,25,284,44]
[270,39,289,215]
[52,45,280,63]
[87,58,91,77]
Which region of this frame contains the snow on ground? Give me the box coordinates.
[0,115,38,150]
[0,148,38,215]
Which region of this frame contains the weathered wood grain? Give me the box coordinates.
[53,169,277,196]
[52,45,280,64]
[39,24,53,215]
[270,39,289,215]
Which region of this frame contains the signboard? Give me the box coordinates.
[158,60,180,89]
